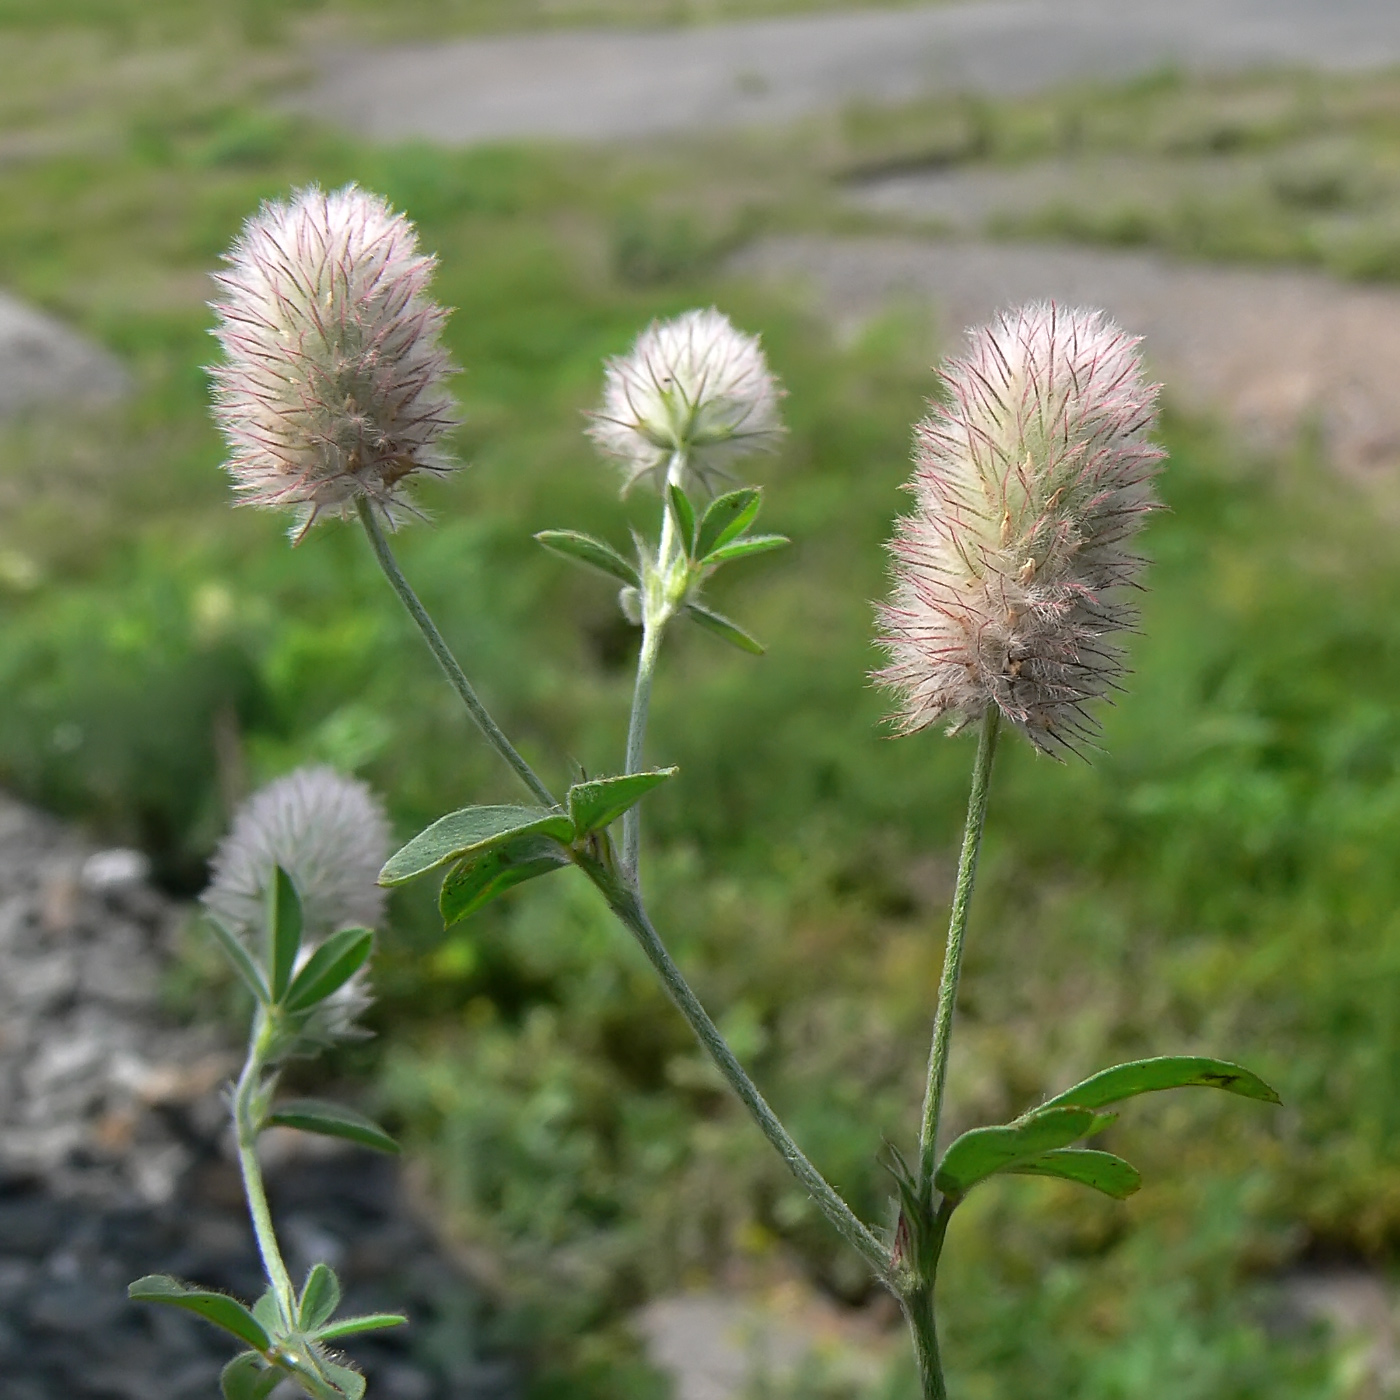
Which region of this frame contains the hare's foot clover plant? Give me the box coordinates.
[129,767,407,1399]
[143,184,1280,1399]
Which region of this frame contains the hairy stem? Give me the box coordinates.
[591,861,891,1281]
[357,498,556,809]
[903,1198,956,1400]
[622,623,664,880]
[919,707,1001,1189]
[233,1015,296,1329]
[621,451,688,881]
[357,510,888,1284]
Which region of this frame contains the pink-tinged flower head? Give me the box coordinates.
[209,185,458,540]
[875,303,1164,756]
[588,307,785,494]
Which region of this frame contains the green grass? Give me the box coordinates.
[3,17,1400,1397]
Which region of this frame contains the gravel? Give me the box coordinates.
[0,794,515,1399]
[299,0,1400,147]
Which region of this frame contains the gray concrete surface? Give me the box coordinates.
[732,234,1400,477]
[0,291,127,418]
[302,0,1400,147]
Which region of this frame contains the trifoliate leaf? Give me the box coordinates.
[696,487,761,558]
[1005,1148,1142,1199]
[535,530,640,587]
[439,835,571,926]
[266,1099,399,1155]
[934,1106,1113,1198]
[129,1276,271,1352]
[1039,1056,1281,1112]
[685,602,764,654]
[283,928,373,1013]
[566,768,679,837]
[379,806,573,886]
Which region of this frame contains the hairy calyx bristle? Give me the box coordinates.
[875,302,1164,757]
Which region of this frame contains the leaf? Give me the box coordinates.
[379,805,573,886]
[535,530,640,587]
[314,1313,408,1342]
[567,768,679,837]
[696,487,761,558]
[250,1287,282,1334]
[268,865,303,1003]
[1039,1056,1282,1113]
[205,917,269,1006]
[299,1263,341,1331]
[266,1099,400,1155]
[1005,1148,1143,1200]
[129,1275,271,1352]
[318,1356,367,1400]
[440,836,570,926]
[221,1353,282,1400]
[934,1106,1113,1198]
[701,533,789,566]
[685,602,765,655]
[668,484,698,556]
[283,928,373,1014]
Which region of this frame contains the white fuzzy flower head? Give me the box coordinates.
[209,184,459,541]
[875,303,1164,757]
[203,765,390,941]
[588,307,785,494]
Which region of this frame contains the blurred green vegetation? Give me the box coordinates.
[3,13,1400,1396]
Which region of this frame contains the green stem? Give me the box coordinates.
[356,508,889,1284]
[903,1199,956,1400]
[356,498,557,809]
[233,1014,296,1329]
[591,860,891,1281]
[621,451,688,882]
[622,622,664,880]
[918,707,1001,1191]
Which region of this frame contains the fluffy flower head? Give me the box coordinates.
[875,303,1163,756]
[209,184,458,539]
[588,307,784,493]
[203,765,390,942]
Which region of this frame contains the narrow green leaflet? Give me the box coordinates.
[205,917,269,1005]
[283,928,374,1014]
[1039,1055,1281,1113]
[314,1314,409,1342]
[268,866,303,1002]
[221,1353,282,1400]
[317,1356,367,1400]
[299,1263,342,1331]
[1005,1148,1143,1200]
[567,768,679,837]
[685,602,765,654]
[668,484,698,556]
[439,836,571,926]
[696,487,761,558]
[250,1287,281,1334]
[267,1099,400,1155]
[129,1276,271,1352]
[534,530,640,587]
[934,1106,1113,1198]
[379,805,573,886]
[701,534,789,567]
